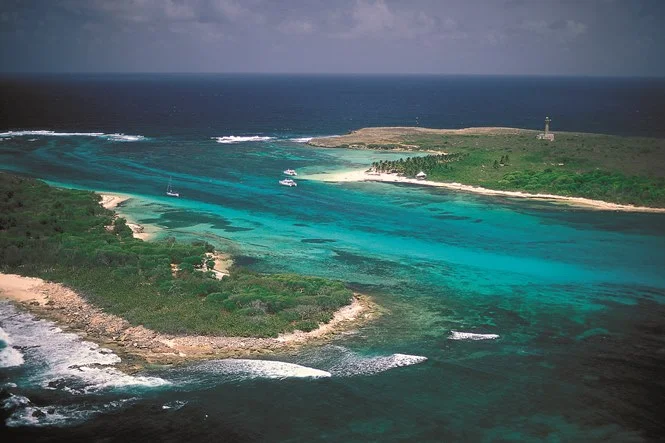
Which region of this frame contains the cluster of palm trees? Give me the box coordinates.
[369,153,467,177]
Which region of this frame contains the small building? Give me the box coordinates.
[536,116,555,141]
[416,171,427,180]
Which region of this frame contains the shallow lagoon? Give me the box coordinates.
[2,131,665,441]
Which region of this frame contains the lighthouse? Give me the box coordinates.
[537,116,555,141]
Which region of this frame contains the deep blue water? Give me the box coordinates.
[1,74,665,442]
[2,74,665,137]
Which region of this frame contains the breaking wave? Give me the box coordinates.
[298,346,427,377]
[0,130,146,142]
[162,400,187,411]
[328,352,427,376]
[289,137,313,143]
[186,359,331,381]
[0,326,24,368]
[0,302,169,395]
[213,135,275,144]
[448,331,500,340]
[104,133,146,142]
[2,394,137,428]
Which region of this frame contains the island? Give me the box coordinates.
[0,172,377,368]
[307,126,665,210]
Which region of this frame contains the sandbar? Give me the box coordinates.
[305,169,665,213]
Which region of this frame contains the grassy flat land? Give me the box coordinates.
[0,173,353,337]
[310,127,665,207]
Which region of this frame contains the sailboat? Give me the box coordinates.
[166,176,180,197]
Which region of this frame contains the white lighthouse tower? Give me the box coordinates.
[537,116,555,141]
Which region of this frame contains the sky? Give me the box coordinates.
[1,0,664,76]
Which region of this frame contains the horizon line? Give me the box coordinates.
[1,72,664,79]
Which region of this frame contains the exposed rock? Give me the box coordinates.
[1,273,379,367]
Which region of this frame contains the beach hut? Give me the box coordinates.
[416,171,427,180]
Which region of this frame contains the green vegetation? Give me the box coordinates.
[371,153,467,177]
[0,173,353,337]
[367,131,665,207]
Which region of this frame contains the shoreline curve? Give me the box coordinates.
[0,272,378,370]
[304,169,665,213]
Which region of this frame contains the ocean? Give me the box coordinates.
[1,74,665,442]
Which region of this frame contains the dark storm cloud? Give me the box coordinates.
[1,0,664,75]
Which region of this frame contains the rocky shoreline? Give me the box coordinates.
[0,273,380,373]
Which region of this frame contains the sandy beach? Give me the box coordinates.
[0,273,378,369]
[305,169,665,213]
[99,193,156,240]
[99,193,130,210]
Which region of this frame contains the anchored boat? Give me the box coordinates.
[166,176,180,197]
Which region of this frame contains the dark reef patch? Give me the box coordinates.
[432,214,472,221]
[331,249,401,277]
[232,255,260,267]
[141,210,252,232]
[301,238,337,244]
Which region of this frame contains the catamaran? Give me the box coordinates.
[283,169,297,176]
[279,178,297,187]
[166,176,180,197]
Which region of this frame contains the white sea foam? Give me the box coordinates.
[0,302,169,395]
[57,366,170,394]
[2,394,31,410]
[289,137,313,143]
[102,133,146,142]
[298,346,427,377]
[327,351,428,376]
[190,359,331,380]
[3,396,137,428]
[0,326,24,368]
[213,135,275,144]
[0,130,146,142]
[162,400,187,411]
[0,130,104,137]
[6,405,88,427]
[449,331,500,341]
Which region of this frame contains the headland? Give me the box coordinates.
[307,126,665,209]
[0,173,378,368]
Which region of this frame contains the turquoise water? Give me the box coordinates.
[2,132,665,441]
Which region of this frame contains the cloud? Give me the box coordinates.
[64,0,263,25]
[164,1,197,21]
[334,0,458,40]
[59,0,266,42]
[519,19,587,42]
[170,21,225,41]
[350,0,395,35]
[277,19,314,35]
